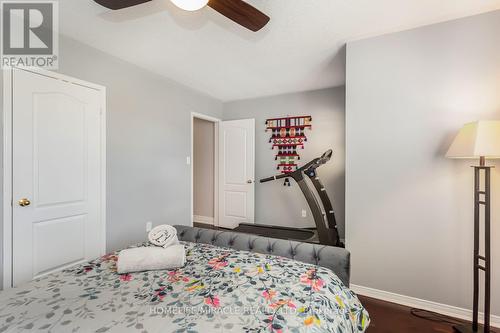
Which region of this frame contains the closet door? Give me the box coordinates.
[12,68,105,286]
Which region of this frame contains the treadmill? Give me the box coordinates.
[235,150,343,247]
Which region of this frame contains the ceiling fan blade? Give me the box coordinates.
[208,0,270,32]
[94,0,152,10]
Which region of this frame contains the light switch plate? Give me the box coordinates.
[146,221,153,232]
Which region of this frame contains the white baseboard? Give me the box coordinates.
[351,284,500,329]
[193,215,214,225]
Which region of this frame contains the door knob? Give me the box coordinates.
[247,180,253,184]
[18,198,31,207]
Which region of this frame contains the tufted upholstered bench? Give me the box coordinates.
[174,225,351,286]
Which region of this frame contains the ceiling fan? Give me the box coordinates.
[93,0,270,32]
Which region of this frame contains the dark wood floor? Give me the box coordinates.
[360,296,455,332]
[192,223,497,333]
[360,296,499,333]
[193,222,222,230]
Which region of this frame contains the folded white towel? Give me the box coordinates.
[148,225,179,248]
[117,245,186,274]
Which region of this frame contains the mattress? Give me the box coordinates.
[0,242,370,332]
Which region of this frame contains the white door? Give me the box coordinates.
[12,69,105,286]
[219,119,255,229]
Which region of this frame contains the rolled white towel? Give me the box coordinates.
[148,224,179,248]
[117,245,186,274]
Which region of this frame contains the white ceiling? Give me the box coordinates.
[60,1,500,101]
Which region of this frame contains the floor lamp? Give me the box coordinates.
[446,120,500,333]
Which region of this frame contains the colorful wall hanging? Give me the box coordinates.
[265,116,312,186]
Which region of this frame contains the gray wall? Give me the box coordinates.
[0,36,223,286]
[223,88,346,237]
[346,10,500,315]
[0,68,3,287]
[58,37,223,251]
[193,118,215,219]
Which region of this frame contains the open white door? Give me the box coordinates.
[219,119,255,229]
[10,68,105,287]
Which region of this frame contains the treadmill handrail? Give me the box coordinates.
[260,174,288,183]
[260,150,333,183]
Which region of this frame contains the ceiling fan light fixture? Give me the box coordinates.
[170,0,209,11]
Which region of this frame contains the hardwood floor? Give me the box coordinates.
[359,296,498,333]
[359,296,459,332]
[193,222,226,230]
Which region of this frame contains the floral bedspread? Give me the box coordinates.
[0,242,369,332]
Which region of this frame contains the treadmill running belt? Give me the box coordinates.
[234,224,318,242]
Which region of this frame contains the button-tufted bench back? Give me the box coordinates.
[174,225,350,286]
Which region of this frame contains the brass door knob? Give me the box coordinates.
[18,198,31,207]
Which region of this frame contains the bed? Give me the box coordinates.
[0,226,369,332]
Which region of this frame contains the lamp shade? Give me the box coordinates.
[446,121,500,159]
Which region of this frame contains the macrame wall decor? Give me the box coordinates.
[265,116,312,186]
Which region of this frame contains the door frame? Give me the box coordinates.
[190,112,220,227]
[2,67,107,289]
